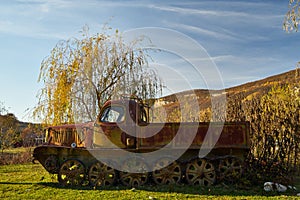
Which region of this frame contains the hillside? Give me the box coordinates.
[224,69,299,101]
[0,113,43,146]
[0,113,31,131]
[160,69,299,114]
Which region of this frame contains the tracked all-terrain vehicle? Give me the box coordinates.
[33,98,250,187]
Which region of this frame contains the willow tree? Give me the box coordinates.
[284,0,300,32]
[34,27,163,125]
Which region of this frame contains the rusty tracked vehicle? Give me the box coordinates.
[33,98,250,187]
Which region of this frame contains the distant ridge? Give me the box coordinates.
[0,113,41,134]
[160,69,299,111]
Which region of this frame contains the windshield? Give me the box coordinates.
[100,106,125,123]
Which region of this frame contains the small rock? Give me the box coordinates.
[275,183,287,192]
[297,193,300,196]
[130,188,136,192]
[288,185,297,190]
[264,182,287,192]
[264,182,273,192]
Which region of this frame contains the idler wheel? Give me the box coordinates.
[58,159,86,186]
[185,158,216,186]
[119,157,149,187]
[88,161,117,187]
[152,157,181,185]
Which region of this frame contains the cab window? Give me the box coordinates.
[140,107,148,123]
[100,106,125,123]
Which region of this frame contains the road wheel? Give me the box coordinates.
[152,157,181,185]
[58,159,86,186]
[88,161,117,187]
[218,156,243,183]
[185,158,216,186]
[119,157,149,187]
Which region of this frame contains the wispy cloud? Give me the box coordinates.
[150,1,283,35]
[0,0,95,39]
[165,22,240,41]
[0,19,71,39]
[149,3,283,20]
[212,55,280,66]
[0,0,151,39]
[0,0,282,42]
[149,4,251,18]
[16,0,74,9]
[160,54,284,86]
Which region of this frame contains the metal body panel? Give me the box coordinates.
[137,122,249,150]
[45,122,94,148]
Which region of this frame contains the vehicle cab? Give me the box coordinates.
[93,98,149,149]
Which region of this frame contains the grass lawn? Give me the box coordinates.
[2,147,34,154]
[0,163,299,200]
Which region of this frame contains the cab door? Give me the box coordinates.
[93,103,136,149]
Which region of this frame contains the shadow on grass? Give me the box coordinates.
[33,182,299,197]
[1,181,297,197]
[0,182,37,185]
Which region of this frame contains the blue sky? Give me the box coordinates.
[0,0,298,122]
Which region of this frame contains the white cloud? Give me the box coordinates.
[166,22,240,41]
[150,1,283,37]
[148,3,283,20]
[212,55,280,67]
[210,55,236,63]
[0,20,13,28]
[149,4,251,18]
[0,1,94,39]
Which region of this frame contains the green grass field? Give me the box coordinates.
[2,147,33,154]
[0,163,299,200]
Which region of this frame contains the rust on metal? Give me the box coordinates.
[33,98,251,187]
